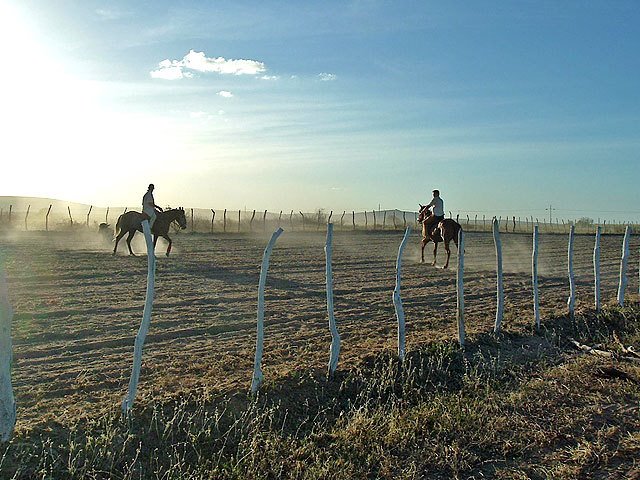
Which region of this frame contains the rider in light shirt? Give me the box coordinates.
[142,183,163,229]
[424,189,445,233]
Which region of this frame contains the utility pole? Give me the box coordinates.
[545,204,556,224]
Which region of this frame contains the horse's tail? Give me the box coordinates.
[113,215,123,241]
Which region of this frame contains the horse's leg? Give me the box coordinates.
[112,232,125,255]
[126,231,137,256]
[163,235,172,256]
[443,240,451,269]
[432,241,438,266]
[420,237,428,263]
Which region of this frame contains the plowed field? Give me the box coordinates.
[1,228,638,430]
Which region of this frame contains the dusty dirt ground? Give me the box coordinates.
[1,228,638,431]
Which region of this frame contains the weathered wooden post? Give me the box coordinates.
[263,210,267,232]
[532,225,540,330]
[105,207,110,224]
[394,227,411,361]
[382,211,386,230]
[328,210,333,225]
[122,220,156,413]
[593,226,601,312]
[250,227,284,393]
[493,218,504,333]
[325,224,340,378]
[0,268,16,441]
[190,208,194,231]
[364,211,368,229]
[249,210,256,231]
[617,226,632,306]
[373,210,376,230]
[45,204,52,231]
[223,209,227,232]
[567,225,576,317]
[457,229,466,347]
[68,206,73,226]
[340,211,345,229]
[299,211,306,231]
[403,211,407,229]
[24,205,30,231]
[352,211,356,230]
[279,211,283,228]
[86,205,92,227]
[238,210,241,233]
[210,209,216,233]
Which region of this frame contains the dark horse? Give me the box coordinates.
[113,208,187,257]
[417,204,462,269]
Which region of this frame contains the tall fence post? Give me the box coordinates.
[456,229,465,347]
[493,218,504,333]
[24,205,30,231]
[567,225,576,317]
[122,220,156,413]
[45,205,52,231]
[0,268,16,442]
[617,226,632,307]
[86,206,92,227]
[593,226,601,312]
[223,209,227,232]
[67,206,73,226]
[251,228,284,394]
[211,209,216,233]
[394,227,411,362]
[325,223,340,378]
[532,225,540,330]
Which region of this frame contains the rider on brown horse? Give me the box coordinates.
[418,190,461,269]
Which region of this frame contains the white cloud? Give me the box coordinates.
[217,90,234,98]
[95,8,130,20]
[150,50,266,80]
[318,72,337,81]
[261,75,280,81]
[150,65,188,80]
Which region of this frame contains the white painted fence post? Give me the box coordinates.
[532,225,540,330]
[617,225,632,307]
[394,227,411,362]
[251,227,284,394]
[567,225,576,317]
[492,218,504,333]
[456,229,465,347]
[122,220,156,413]
[325,223,340,378]
[593,226,601,312]
[0,268,16,441]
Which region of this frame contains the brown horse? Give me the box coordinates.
[113,208,187,257]
[417,204,462,269]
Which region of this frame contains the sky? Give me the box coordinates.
[0,0,638,221]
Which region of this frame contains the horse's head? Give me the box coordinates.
[417,204,430,223]
[175,207,188,230]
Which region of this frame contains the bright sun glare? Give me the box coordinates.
[0,4,180,204]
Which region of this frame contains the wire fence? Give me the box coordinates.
[0,204,637,235]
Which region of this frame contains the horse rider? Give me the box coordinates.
[423,189,445,234]
[142,183,163,229]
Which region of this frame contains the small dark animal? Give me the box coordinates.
[417,204,462,269]
[98,223,112,243]
[113,208,187,257]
